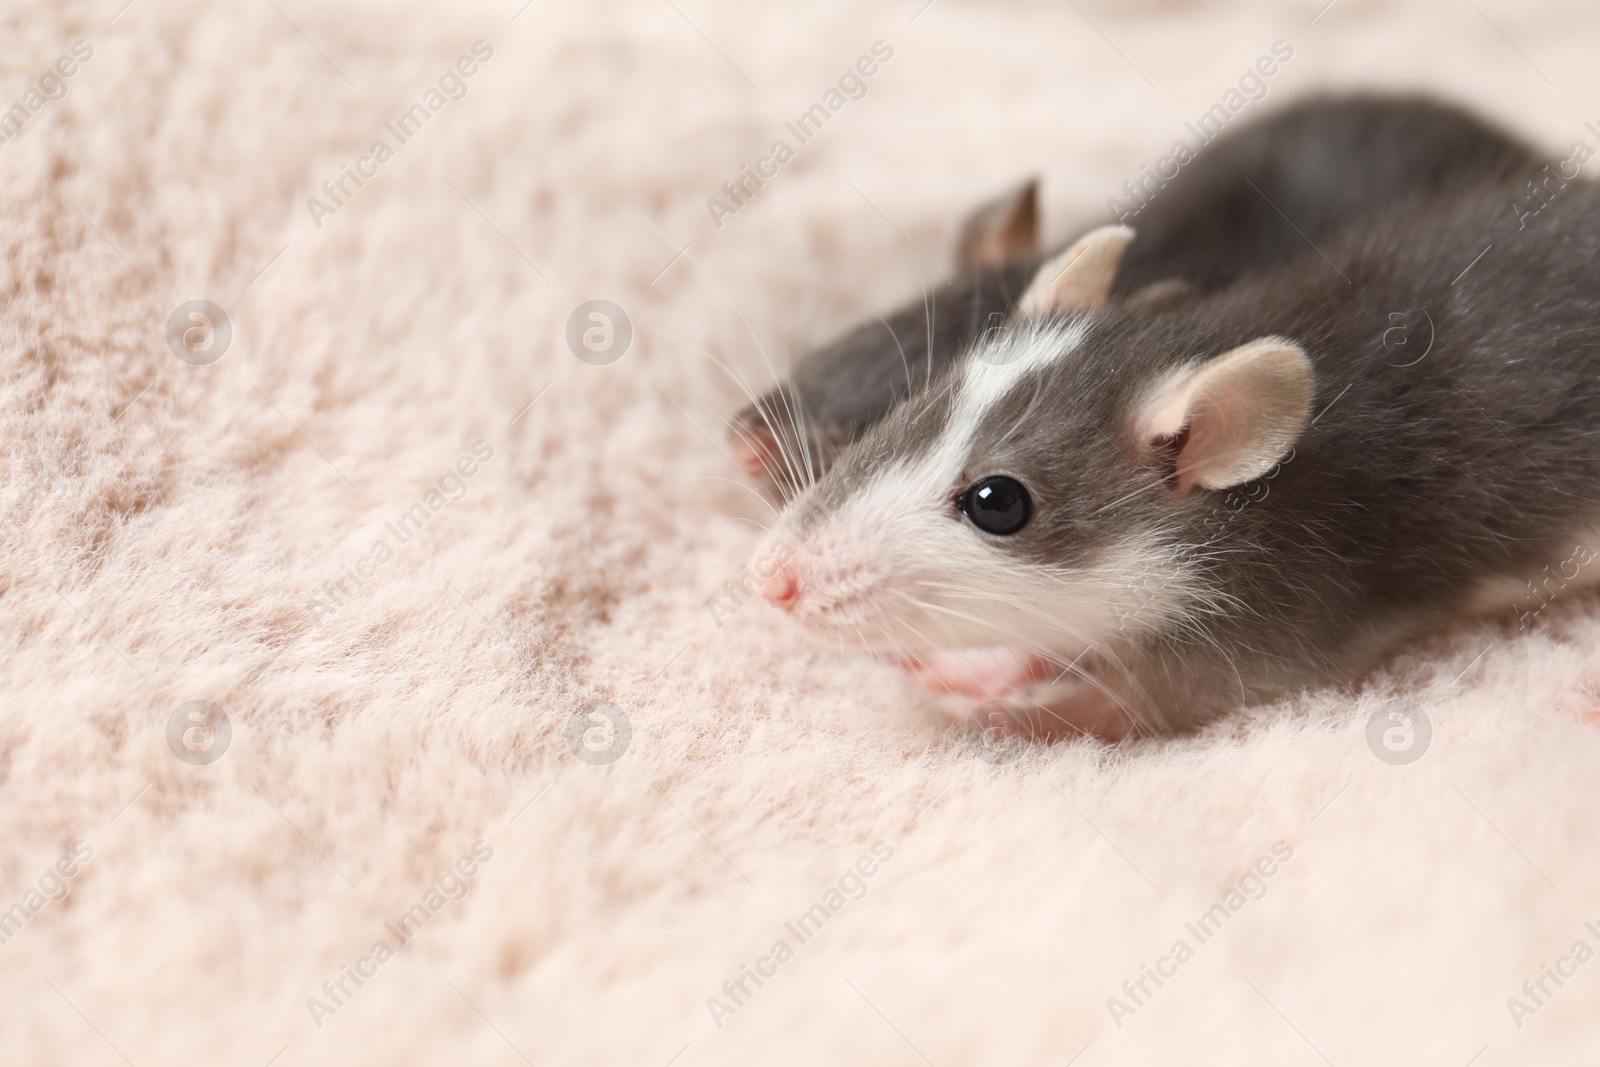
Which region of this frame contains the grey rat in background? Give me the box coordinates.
[750,162,1600,738]
[729,94,1544,499]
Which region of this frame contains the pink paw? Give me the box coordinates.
[896,647,1054,704]
[891,650,1143,743]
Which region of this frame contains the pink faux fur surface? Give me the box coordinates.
[3,0,1600,1063]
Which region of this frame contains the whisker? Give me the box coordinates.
[669,334,813,496]
[875,311,915,402]
[689,474,782,517]
[715,515,771,531]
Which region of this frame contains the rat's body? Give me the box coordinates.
[752,175,1600,736]
[732,95,1545,498]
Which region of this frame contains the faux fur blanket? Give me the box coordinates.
[3,1,1598,1064]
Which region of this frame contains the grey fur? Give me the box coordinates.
[733,94,1545,500]
[804,173,1600,730]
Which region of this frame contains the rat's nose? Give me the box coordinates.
[762,565,799,611]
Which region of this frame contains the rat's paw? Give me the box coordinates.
[891,649,1145,742]
[897,647,1052,701]
[941,672,1144,743]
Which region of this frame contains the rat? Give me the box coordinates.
[729,94,1544,501]
[747,170,1600,738]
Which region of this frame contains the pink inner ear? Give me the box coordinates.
[1149,428,1189,489]
[1138,337,1312,494]
[1172,382,1248,492]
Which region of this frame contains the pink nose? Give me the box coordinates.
[762,565,798,611]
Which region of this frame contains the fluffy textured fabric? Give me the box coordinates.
[4,1,1599,1063]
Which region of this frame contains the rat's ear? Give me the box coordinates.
[954,178,1040,273]
[1017,225,1135,316]
[1138,337,1313,493]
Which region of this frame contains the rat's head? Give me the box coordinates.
[729,179,1042,499]
[748,227,1315,657]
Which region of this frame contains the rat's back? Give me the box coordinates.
[1093,175,1600,719]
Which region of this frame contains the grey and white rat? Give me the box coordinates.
[748,171,1600,738]
[730,94,1545,501]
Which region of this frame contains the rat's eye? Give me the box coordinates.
[957,475,1032,535]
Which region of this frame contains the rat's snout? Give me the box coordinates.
[761,563,799,611]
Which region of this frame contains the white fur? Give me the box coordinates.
[762,315,1193,658]
[954,318,1093,434]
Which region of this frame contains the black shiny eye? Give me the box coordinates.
[957,475,1033,535]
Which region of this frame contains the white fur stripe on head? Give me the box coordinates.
[943,317,1090,465]
[864,318,1091,503]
